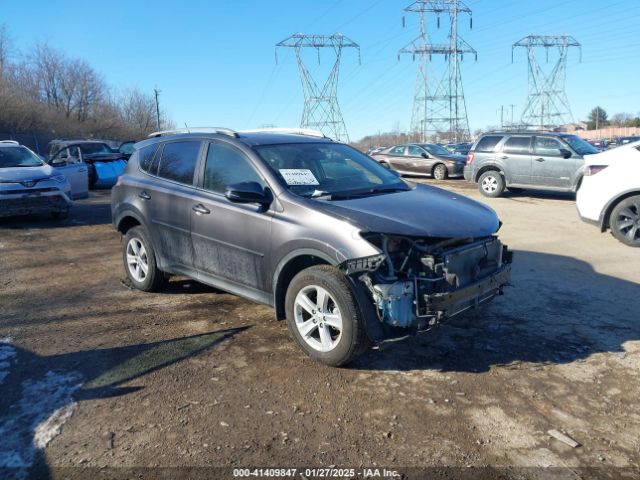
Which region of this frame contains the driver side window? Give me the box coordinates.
[203,142,265,194]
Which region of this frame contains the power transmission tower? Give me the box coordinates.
[512,35,581,130]
[399,0,476,143]
[276,33,360,142]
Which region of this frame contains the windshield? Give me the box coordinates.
[420,144,451,156]
[254,143,408,199]
[78,143,113,155]
[561,135,599,155]
[0,146,44,168]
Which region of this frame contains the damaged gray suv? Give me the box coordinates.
[111,128,512,366]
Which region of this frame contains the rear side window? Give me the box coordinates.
[157,141,201,185]
[390,146,405,155]
[474,136,503,153]
[203,142,265,194]
[138,144,158,173]
[502,136,531,154]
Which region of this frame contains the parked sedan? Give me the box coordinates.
[0,141,72,219]
[371,143,467,180]
[577,140,640,247]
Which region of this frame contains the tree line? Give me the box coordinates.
[0,24,172,143]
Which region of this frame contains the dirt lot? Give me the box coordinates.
[1,180,639,479]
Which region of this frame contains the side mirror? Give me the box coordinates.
[50,158,67,167]
[559,149,572,159]
[421,152,430,159]
[225,181,272,206]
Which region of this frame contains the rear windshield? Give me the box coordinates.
[0,146,44,168]
[474,135,503,153]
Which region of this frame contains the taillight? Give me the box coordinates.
[585,165,607,176]
[466,153,474,165]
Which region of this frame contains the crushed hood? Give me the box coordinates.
[312,183,500,238]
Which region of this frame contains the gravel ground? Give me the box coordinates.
[0,180,638,479]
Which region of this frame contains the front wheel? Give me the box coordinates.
[433,163,448,180]
[122,226,167,291]
[610,195,640,247]
[285,265,369,366]
[478,171,505,198]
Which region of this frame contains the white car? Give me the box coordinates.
[577,140,640,247]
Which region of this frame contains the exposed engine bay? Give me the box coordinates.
[341,234,513,336]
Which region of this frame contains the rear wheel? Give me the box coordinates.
[380,161,391,169]
[478,171,505,198]
[610,195,640,247]
[432,163,448,180]
[285,265,369,366]
[122,226,167,291]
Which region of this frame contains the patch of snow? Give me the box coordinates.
[0,369,83,476]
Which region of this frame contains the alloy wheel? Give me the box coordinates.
[482,175,499,193]
[293,285,343,353]
[126,237,149,282]
[614,201,640,244]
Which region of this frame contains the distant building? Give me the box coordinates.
[554,122,587,133]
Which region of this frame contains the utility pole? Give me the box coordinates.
[154,88,161,130]
[276,33,360,142]
[399,0,476,143]
[500,105,504,129]
[512,35,581,130]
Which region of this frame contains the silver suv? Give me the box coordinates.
[111,128,512,366]
[464,132,599,197]
[0,141,72,219]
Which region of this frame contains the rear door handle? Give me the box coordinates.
[138,191,151,200]
[192,204,210,215]
[535,157,545,162]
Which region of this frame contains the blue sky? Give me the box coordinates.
[2,0,639,140]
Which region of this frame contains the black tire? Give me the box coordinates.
[380,161,391,169]
[610,195,640,247]
[285,265,369,367]
[507,187,523,194]
[51,210,69,220]
[122,226,167,291]
[432,163,448,180]
[478,170,505,198]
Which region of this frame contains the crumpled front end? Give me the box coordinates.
[340,234,513,340]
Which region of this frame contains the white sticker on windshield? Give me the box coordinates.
[279,169,319,186]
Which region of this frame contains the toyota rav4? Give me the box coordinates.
[111,128,513,366]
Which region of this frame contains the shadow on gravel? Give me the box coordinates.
[0,328,247,479]
[353,250,639,372]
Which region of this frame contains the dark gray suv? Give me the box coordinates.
[111,128,512,366]
[464,132,599,197]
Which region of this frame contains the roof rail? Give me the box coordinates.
[0,140,20,145]
[239,128,327,138]
[147,127,239,138]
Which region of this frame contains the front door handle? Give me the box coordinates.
[535,157,545,162]
[138,191,151,200]
[192,204,210,215]
[500,155,508,160]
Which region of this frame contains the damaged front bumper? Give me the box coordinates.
[342,236,513,342]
